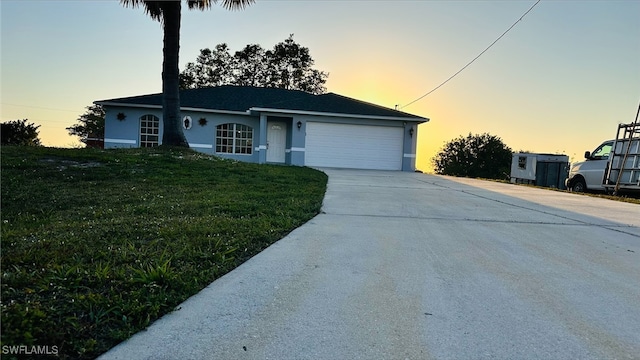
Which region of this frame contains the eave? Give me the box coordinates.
[94,101,430,123]
[249,107,430,123]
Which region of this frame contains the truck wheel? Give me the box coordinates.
[571,178,587,192]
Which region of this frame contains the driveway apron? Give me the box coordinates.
[99,169,640,360]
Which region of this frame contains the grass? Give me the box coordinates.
[0,146,328,359]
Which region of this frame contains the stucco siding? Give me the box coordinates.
[104,106,163,148]
[103,105,422,171]
[206,113,260,163]
[402,121,420,171]
[180,110,214,153]
[104,107,261,162]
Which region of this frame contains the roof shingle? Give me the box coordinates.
[96,86,427,120]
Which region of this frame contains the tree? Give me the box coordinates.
[120,0,254,148]
[233,43,269,87]
[179,35,328,94]
[66,105,105,148]
[266,34,327,94]
[1,119,42,146]
[179,44,235,89]
[432,133,513,180]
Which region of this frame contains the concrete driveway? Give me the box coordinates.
[100,169,640,360]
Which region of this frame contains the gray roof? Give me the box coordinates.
[96,86,428,121]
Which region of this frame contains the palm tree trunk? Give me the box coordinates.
[161,1,188,147]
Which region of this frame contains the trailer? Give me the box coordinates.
[510,153,569,189]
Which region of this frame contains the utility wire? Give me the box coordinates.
[400,0,541,110]
[1,103,83,113]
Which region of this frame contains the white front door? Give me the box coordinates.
[266,121,286,163]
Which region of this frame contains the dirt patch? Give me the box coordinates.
[39,158,104,170]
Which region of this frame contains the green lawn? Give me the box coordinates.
[0,146,328,359]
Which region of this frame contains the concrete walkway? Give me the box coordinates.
[99,169,640,360]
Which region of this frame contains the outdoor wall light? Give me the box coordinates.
[182,116,193,130]
[297,121,302,130]
[409,127,414,137]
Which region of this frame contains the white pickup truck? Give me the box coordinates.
[565,140,613,192]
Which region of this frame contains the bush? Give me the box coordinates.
[1,119,42,146]
[432,133,512,180]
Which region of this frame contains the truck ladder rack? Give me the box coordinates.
[604,103,640,194]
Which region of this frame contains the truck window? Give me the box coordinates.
[591,142,612,159]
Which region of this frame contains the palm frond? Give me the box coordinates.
[186,0,211,10]
[122,0,254,19]
[186,0,256,11]
[219,0,255,11]
[120,0,163,21]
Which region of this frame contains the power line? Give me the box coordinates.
[400,0,541,110]
[1,103,83,113]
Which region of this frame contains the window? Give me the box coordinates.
[591,141,613,160]
[140,114,160,147]
[518,156,527,169]
[216,123,253,154]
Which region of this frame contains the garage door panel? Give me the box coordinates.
[305,122,403,170]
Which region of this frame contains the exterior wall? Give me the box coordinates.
[289,117,306,167]
[180,110,215,153]
[103,105,422,171]
[186,111,259,163]
[104,106,163,148]
[104,106,260,163]
[264,112,419,171]
[402,121,420,172]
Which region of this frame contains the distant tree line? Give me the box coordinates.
[179,34,328,94]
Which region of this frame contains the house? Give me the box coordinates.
[96,86,429,171]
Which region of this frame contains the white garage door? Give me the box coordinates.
[305,122,404,170]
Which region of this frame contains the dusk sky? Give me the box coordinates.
[2,0,639,172]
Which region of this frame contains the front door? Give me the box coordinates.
[266,121,286,163]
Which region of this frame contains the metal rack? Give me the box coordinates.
[604,118,640,194]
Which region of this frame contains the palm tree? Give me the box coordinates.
[120,0,254,147]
